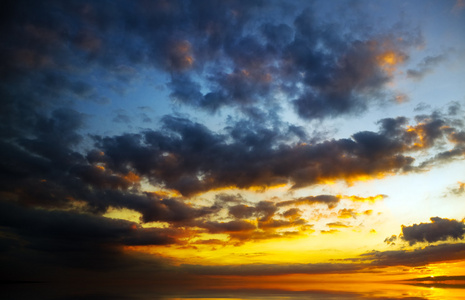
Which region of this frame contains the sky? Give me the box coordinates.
[1,0,465,297]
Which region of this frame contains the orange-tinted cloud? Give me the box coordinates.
[343,194,386,203]
[327,221,350,228]
[338,208,357,219]
[377,50,406,75]
[167,40,194,71]
[278,195,341,209]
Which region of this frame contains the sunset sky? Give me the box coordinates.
[1,0,465,296]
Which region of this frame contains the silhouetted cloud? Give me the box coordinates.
[361,243,465,267]
[0,200,177,275]
[0,201,176,247]
[173,242,465,275]
[401,217,465,245]
[384,235,397,245]
[91,112,464,196]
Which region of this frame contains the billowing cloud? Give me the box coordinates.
[0,0,422,122]
[401,217,465,245]
[90,112,464,196]
[292,38,409,119]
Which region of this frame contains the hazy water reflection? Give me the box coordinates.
[2,281,465,300]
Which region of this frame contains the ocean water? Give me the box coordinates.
[2,281,465,300]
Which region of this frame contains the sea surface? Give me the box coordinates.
[2,281,465,300]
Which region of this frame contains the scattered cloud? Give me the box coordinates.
[406,54,447,81]
[384,235,397,246]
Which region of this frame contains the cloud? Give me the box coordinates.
[92,112,464,196]
[180,262,362,276]
[450,181,465,195]
[196,199,311,243]
[338,208,358,219]
[321,229,340,234]
[277,195,341,209]
[327,222,350,228]
[292,38,407,119]
[0,201,177,247]
[401,217,465,245]
[282,208,302,219]
[0,200,178,274]
[176,242,465,275]
[343,194,386,203]
[384,235,397,246]
[406,54,447,81]
[361,243,465,267]
[200,220,256,234]
[0,0,422,121]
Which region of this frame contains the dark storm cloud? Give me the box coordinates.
[1,91,463,254]
[0,108,217,227]
[168,6,418,117]
[0,200,177,274]
[3,0,456,219]
[292,39,393,119]
[401,217,465,245]
[91,112,464,196]
[0,201,176,247]
[1,0,421,121]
